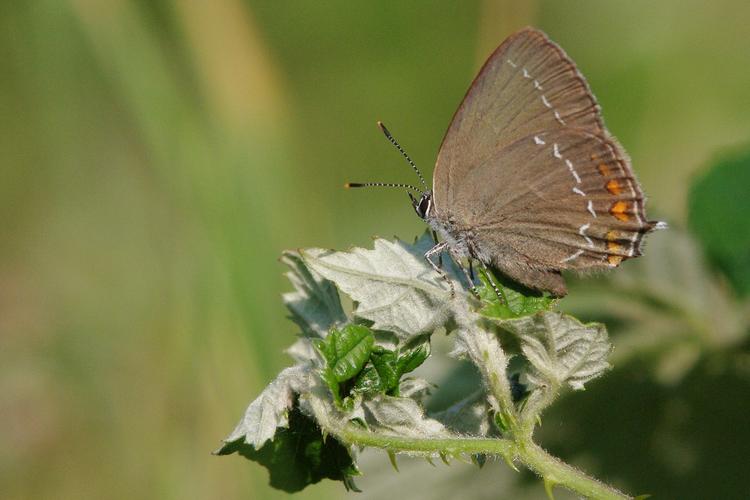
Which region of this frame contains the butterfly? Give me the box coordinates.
[348,27,665,297]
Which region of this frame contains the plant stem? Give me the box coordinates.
[337,423,630,499]
[339,423,515,456]
[515,441,630,500]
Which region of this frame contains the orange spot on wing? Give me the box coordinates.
[606,179,622,195]
[608,254,623,266]
[598,163,611,176]
[607,230,630,266]
[610,201,630,221]
[607,242,621,253]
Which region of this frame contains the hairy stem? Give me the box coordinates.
[338,423,630,499]
[339,423,515,456]
[336,424,632,499]
[517,382,561,437]
[516,441,630,500]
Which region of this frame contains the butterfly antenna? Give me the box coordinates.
[344,181,423,194]
[377,121,429,190]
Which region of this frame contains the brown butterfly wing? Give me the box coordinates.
[461,129,658,297]
[430,28,661,295]
[433,27,604,210]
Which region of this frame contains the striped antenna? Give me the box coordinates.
[344,181,423,194]
[377,121,428,190]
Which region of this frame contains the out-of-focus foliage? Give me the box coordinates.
[689,148,750,297]
[2,1,750,499]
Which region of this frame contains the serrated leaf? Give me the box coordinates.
[285,338,319,363]
[498,312,611,391]
[350,365,381,396]
[371,348,400,388]
[451,309,515,414]
[218,402,359,493]
[218,365,310,449]
[431,391,493,436]
[352,333,432,398]
[349,333,432,399]
[396,333,431,375]
[300,233,456,339]
[361,394,449,438]
[281,251,347,337]
[397,377,433,401]
[313,337,335,366]
[314,325,375,409]
[323,325,375,383]
[352,347,399,396]
[318,367,343,407]
[478,267,554,318]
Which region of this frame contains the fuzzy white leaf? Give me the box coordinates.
[281,251,347,337]
[301,375,447,440]
[451,307,514,412]
[300,234,457,339]
[222,365,311,449]
[500,312,611,391]
[285,338,320,364]
[361,395,449,438]
[301,375,357,431]
[431,391,493,436]
[398,377,433,401]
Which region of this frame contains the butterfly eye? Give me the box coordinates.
[416,194,432,219]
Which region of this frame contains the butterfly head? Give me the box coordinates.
[345,121,434,220]
[409,191,433,220]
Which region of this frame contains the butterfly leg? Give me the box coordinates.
[424,242,454,297]
[431,230,443,269]
[448,249,479,298]
[480,261,505,304]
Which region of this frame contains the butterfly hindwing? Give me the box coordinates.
[460,129,658,277]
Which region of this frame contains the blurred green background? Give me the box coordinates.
[2,1,749,499]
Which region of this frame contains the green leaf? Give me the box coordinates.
[477,267,554,318]
[688,148,750,296]
[314,325,375,408]
[494,410,512,434]
[318,366,343,407]
[369,348,400,391]
[326,325,375,383]
[217,402,359,493]
[353,347,399,396]
[353,334,432,398]
[396,334,431,375]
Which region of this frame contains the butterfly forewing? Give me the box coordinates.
[434,27,604,209]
